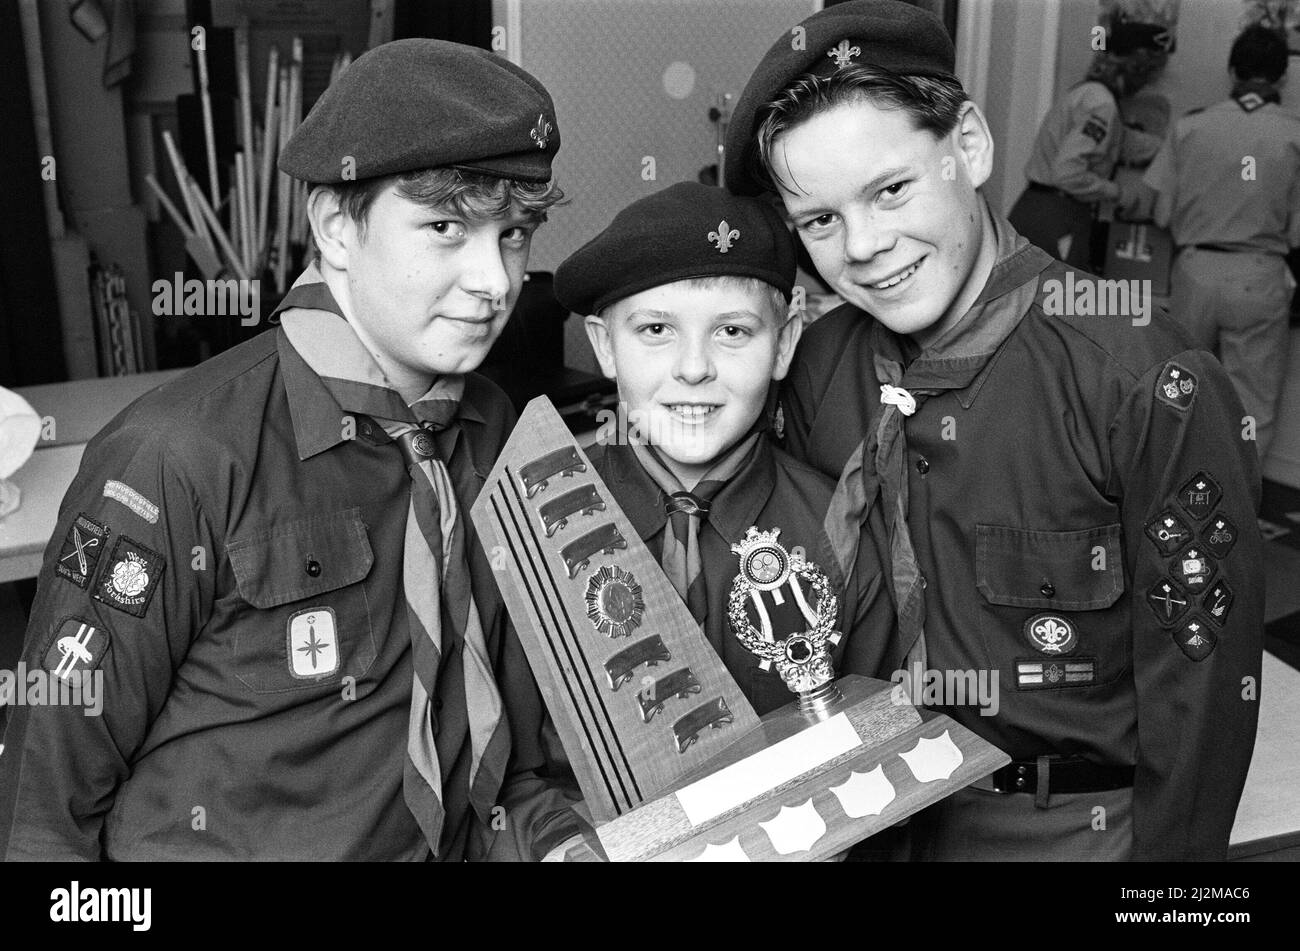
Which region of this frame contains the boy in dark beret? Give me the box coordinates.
[0,38,567,861]
[723,0,1263,861]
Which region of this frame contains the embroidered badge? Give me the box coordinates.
[1081,116,1108,144]
[1203,580,1234,627]
[1176,471,1221,521]
[92,536,165,618]
[43,617,111,681]
[1143,509,1192,556]
[1174,617,1216,661]
[103,479,160,524]
[1016,657,1097,690]
[1235,92,1265,112]
[530,113,553,149]
[54,514,108,589]
[1146,578,1190,627]
[1155,363,1197,412]
[287,608,340,679]
[827,39,861,68]
[1024,613,1078,655]
[1172,544,1215,591]
[585,565,646,639]
[708,220,739,253]
[1202,513,1237,559]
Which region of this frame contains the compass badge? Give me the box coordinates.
[287,608,339,679]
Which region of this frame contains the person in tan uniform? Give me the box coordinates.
[1144,24,1300,461]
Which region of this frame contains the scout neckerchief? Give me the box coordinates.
[630,431,762,626]
[275,264,508,857]
[1231,78,1281,112]
[824,207,1054,692]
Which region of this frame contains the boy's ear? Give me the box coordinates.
[771,309,805,382]
[952,101,995,191]
[584,313,618,380]
[307,186,351,272]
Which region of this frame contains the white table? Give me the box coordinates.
[1230,651,1300,859]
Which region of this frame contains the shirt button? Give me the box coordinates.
[305,558,322,577]
[1040,582,1055,598]
[916,457,930,474]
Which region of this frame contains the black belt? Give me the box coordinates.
[983,757,1133,795]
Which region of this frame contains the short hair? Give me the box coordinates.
[752,63,969,195]
[598,275,788,325]
[312,166,565,239]
[1230,25,1289,84]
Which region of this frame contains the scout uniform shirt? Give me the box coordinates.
[779,205,1264,861]
[586,437,896,716]
[0,279,520,861]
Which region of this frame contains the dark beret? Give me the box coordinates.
[279,38,559,184]
[1108,19,1176,56]
[725,0,955,196]
[554,182,797,317]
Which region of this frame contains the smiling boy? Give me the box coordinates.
[0,39,563,861]
[724,1,1263,861]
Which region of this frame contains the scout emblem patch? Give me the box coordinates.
[1155,362,1196,411]
[1202,514,1237,558]
[530,113,553,149]
[1016,658,1096,690]
[709,220,739,253]
[1024,613,1078,655]
[827,39,861,68]
[43,618,110,681]
[1146,578,1189,626]
[103,479,160,524]
[55,514,108,589]
[1174,617,1216,661]
[1144,509,1192,555]
[1203,580,1233,627]
[287,608,340,679]
[1176,471,1220,521]
[92,536,165,618]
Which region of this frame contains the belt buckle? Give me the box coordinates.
[993,762,1035,794]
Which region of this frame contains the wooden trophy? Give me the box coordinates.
[471,398,1009,861]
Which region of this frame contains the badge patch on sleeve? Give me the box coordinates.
[1174,617,1216,661]
[92,535,165,618]
[43,617,111,681]
[54,514,108,589]
[1155,362,1197,411]
[103,480,160,524]
[287,608,339,679]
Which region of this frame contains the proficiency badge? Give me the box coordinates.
[1174,617,1216,661]
[287,608,340,679]
[1202,513,1237,559]
[103,479,160,524]
[1143,509,1192,556]
[1145,578,1189,627]
[1176,471,1221,521]
[1155,362,1197,412]
[1024,613,1078,655]
[1173,544,1215,590]
[92,536,165,618]
[42,617,111,681]
[55,514,108,589]
[1203,580,1234,627]
[585,565,646,638]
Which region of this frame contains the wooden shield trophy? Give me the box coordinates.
[471,398,1008,861]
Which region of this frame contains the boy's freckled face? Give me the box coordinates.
[590,281,797,485]
[771,99,989,343]
[344,184,539,377]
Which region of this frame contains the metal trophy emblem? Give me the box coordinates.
[728,527,842,714]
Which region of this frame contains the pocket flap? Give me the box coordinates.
[976,523,1123,610]
[228,508,374,609]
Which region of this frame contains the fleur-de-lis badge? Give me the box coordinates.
[827,39,861,68]
[708,220,740,253]
[530,113,553,149]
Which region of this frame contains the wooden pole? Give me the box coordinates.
[275,63,292,293]
[257,44,279,265]
[194,28,221,208]
[190,177,249,281]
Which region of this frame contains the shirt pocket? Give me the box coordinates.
[975,523,1127,688]
[227,507,379,694]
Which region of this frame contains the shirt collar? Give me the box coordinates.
[869,203,1053,408]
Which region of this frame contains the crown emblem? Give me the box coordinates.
[827,39,861,68]
[708,220,739,253]
[530,113,553,149]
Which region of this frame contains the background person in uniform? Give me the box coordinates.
[1144,24,1300,462]
[1007,11,1172,270]
[0,39,571,861]
[725,0,1263,861]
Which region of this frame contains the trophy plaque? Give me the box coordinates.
[471,398,1009,861]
